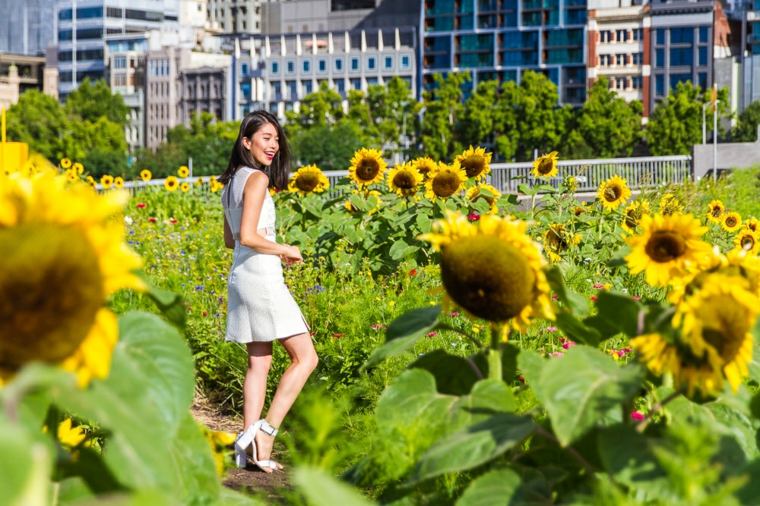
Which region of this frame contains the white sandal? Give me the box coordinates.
[234,419,282,471]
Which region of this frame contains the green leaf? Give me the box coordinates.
[517,349,546,397]
[597,425,669,497]
[536,346,643,446]
[136,272,186,329]
[375,369,456,429]
[583,291,642,339]
[456,468,523,506]
[409,350,482,395]
[364,307,441,368]
[544,265,589,315]
[736,460,760,504]
[408,413,535,484]
[293,467,375,506]
[389,239,411,260]
[0,418,51,506]
[517,183,537,196]
[555,311,603,346]
[449,379,518,431]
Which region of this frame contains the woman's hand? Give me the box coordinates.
[280,245,303,264]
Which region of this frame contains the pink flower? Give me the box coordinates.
[632,295,641,301]
[136,202,146,209]
[593,282,604,289]
[467,211,480,222]
[426,331,438,338]
[551,293,559,301]
[550,351,564,358]
[371,323,385,331]
[546,326,558,332]
[561,339,576,350]
[449,311,460,318]
[630,410,646,422]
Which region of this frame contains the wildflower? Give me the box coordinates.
[177,165,190,178]
[114,176,125,189]
[597,175,631,211]
[100,175,114,189]
[532,151,559,178]
[625,213,712,287]
[140,169,152,182]
[288,165,330,195]
[467,211,480,222]
[630,410,646,422]
[136,202,146,209]
[60,158,72,169]
[348,148,386,187]
[147,217,157,223]
[164,176,179,192]
[659,193,683,215]
[456,146,492,180]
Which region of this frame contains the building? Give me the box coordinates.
[179,65,229,121]
[587,0,651,114]
[741,0,760,109]
[232,26,417,118]
[0,52,56,109]
[0,0,57,56]
[55,0,180,97]
[421,0,588,105]
[107,34,148,150]
[206,0,268,33]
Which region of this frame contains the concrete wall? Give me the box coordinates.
[693,137,760,179]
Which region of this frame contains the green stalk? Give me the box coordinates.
[488,324,502,381]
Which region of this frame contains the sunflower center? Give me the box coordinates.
[440,236,536,322]
[537,158,553,175]
[624,209,641,229]
[699,299,750,363]
[432,172,461,198]
[711,207,722,218]
[356,159,380,181]
[295,173,319,192]
[603,185,622,202]
[393,171,416,190]
[0,224,104,370]
[462,156,485,178]
[726,216,738,227]
[741,235,755,250]
[546,228,568,252]
[644,230,686,263]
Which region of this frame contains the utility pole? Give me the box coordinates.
[711,85,718,182]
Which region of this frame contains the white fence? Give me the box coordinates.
[110,155,693,195]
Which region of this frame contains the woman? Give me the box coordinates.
[219,110,318,472]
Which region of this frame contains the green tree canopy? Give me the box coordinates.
[64,78,130,127]
[732,100,760,142]
[291,119,365,171]
[645,81,729,156]
[419,72,469,160]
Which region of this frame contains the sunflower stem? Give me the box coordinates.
[487,325,502,381]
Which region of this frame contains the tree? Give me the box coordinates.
[420,72,469,160]
[65,78,130,127]
[285,82,345,135]
[645,81,729,156]
[732,100,760,142]
[6,90,68,160]
[291,120,365,171]
[571,77,643,158]
[365,77,421,159]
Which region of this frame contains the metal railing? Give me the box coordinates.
[109,155,693,196]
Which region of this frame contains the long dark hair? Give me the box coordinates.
[217,110,291,190]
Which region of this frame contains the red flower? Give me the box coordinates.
[408,268,418,277]
[169,217,178,224]
[147,217,157,223]
[467,211,480,222]
[593,282,604,289]
[426,331,438,338]
[332,332,345,339]
[561,339,576,350]
[590,295,598,302]
[136,202,146,209]
[632,295,641,301]
[630,410,646,422]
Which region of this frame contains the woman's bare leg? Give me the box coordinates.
[255,332,318,471]
[243,341,273,430]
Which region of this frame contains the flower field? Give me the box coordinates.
[3,149,760,505]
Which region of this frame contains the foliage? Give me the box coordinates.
[646,81,730,155]
[731,100,760,143]
[419,72,469,160]
[64,78,130,127]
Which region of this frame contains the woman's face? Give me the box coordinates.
[245,122,279,166]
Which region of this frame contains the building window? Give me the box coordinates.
[632,28,642,41]
[350,77,361,90]
[287,80,297,100]
[241,63,249,76]
[400,55,410,69]
[272,61,279,74]
[698,46,708,66]
[655,74,664,96]
[656,29,665,45]
[670,47,692,67]
[615,54,626,66]
[699,26,710,43]
[336,79,345,95]
[335,58,343,71]
[318,59,326,72]
[367,56,376,70]
[303,59,311,73]
[632,76,642,89]
[384,56,393,69]
[599,54,610,66]
[670,27,693,44]
[656,48,664,66]
[632,52,642,65]
[287,60,295,73]
[698,72,708,89]
[616,29,627,42]
[600,30,612,43]
[351,57,359,70]
[303,80,313,94]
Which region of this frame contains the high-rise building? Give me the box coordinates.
[206,0,269,33]
[55,0,180,96]
[421,0,588,105]
[742,0,760,109]
[0,0,57,55]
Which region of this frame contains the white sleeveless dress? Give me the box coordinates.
[222,166,309,343]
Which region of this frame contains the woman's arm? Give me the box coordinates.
[223,215,235,249]
[239,171,299,259]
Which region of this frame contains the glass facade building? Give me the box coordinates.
[422,0,588,104]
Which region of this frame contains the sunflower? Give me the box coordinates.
[597,175,631,210]
[180,182,190,193]
[420,211,555,330]
[562,175,578,193]
[543,223,581,262]
[425,161,467,200]
[85,175,96,188]
[164,175,179,192]
[668,248,760,305]
[622,200,650,233]
[60,158,72,169]
[674,273,758,393]
[348,148,386,187]
[210,179,223,193]
[100,175,114,189]
[466,183,501,214]
[722,212,742,232]
[456,146,492,180]
[744,218,759,233]
[114,176,125,189]
[387,163,422,198]
[659,193,683,216]
[344,190,382,214]
[0,170,144,387]
[734,230,759,254]
[177,165,190,178]
[72,162,84,175]
[288,165,330,195]
[631,332,724,398]
[625,213,712,287]
[202,425,236,477]
[56,418,88,448]
[572,201,588,217]
[140,169,152,182]
[18,154,57,177]
[532,151,559,178]
[706,200,725,224]
[410,157,437,180]
[65,169,79,183]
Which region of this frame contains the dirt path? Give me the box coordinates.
[191,392,290,502]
